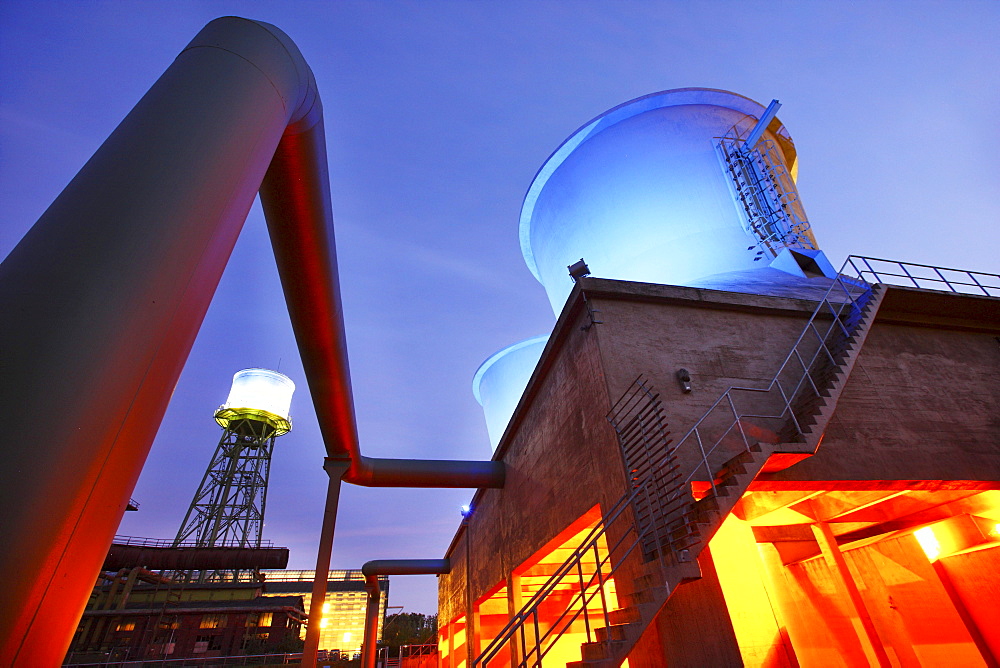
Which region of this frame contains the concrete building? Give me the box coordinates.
[439,90,1000,667]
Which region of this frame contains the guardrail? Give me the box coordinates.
[846,256,999,296]
[111,535,275,549]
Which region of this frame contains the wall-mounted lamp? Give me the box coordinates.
[568,258,591,283]
[676,368,692,393]
[460,504,472,518]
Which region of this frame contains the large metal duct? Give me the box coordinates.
[0,17,500,665]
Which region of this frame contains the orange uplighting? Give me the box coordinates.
[475,581,509,668]
[915,526,942,561]
[500,505,620,666]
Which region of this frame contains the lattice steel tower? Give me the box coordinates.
[174,369,295,558]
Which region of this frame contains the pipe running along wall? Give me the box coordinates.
[0,17,500,664]
[360,560,452,668]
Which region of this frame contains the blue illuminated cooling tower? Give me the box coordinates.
[475,88,834,449]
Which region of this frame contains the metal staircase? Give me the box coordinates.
[472,257,997,667]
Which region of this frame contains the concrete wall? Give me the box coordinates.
[439,277,1000,666]
[762,288,1000,487]
[586,279,823,480]
[440,300,625,627]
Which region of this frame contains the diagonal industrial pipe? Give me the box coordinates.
[0,17,500,665]
[360,560,452,668]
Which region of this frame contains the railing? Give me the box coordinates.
[111,535,276,549]
[665,258,877,509]
[400,643,438,657]
[473,484,652,668]
[846,256,999,296]
[472,255,999,667]
[62,652,301,667]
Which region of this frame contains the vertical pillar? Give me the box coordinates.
[507,571,523,668]
[931,561,999,667]
[448,618,456,668]
[464,518,475,667]
[811,522,891,668]
[303,459,351,665]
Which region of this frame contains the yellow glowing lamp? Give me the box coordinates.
[214,368,295,436]
[914,526,941,561]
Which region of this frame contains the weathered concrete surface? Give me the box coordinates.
[760,290,1000,486]
[586,278,824,484]
[440,276,1000,665]
[440,299,626,629]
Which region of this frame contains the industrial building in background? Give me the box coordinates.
[442,88,1000,667]
[260,569,389,658]
[66,566,305,663]
[64,370,389,663]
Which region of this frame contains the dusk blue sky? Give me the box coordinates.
[2,1,998,614]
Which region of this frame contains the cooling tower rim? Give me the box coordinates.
[232,367,296,388]
[472,334,550,406]
[518,87,796,281]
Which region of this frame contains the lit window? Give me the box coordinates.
[199,614,227,629]
[115,621,135,632]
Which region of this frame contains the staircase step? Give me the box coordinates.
[595,623,633,642]
[581,639,627,661]
[623,585,668,607]
[632,572,661,590]
[672,559,703,584]
[608,606,641,625]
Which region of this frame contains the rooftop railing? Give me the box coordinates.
[111,535,276,549]
[846,256,999,296]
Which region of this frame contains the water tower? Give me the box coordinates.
[174,369,295,555]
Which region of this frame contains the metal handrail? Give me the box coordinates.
[475,486,646,667]
[669,257,874,496]
[472,255,997,668]
[111,534,276,549]
[846,256,999,296]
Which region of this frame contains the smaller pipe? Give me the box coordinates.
[743,98,781,150]
[302,460,351,666]
[360,560,451,668]
[339,456,504,489]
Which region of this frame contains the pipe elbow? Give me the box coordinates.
[184,17,321,133]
